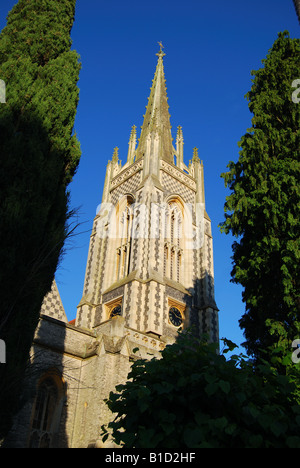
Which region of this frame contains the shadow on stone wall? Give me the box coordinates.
[3,315,68,448]
[186,274,219,343]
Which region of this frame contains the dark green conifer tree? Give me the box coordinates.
[0,0,81,439]
[220,32,300,361]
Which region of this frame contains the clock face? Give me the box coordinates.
[169,307,183,327]
[110,305,122,319]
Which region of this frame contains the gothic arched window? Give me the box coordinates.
[164,200,183,283]
[115,195,134,281]
[29,374,64,448]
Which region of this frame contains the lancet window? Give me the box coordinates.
[29,374,64,448]
[115,196,134,281]
[164,201,183,283]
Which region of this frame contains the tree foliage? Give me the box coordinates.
[220,32,300,359]
[0,0,81,185]
[102,332,300,448]
[0,0,81,439]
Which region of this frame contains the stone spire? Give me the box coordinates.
[136,43,174,169]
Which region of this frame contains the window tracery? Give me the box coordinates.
[115,196,134,281]
[29,374,63,448]
[164,200,183,283]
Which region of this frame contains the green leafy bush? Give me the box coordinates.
[102,332,300,448]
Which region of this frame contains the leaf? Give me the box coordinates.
[205,382,218,397]
[159,420,175,437]
[212,417,228,431]
[204,373,217,384]
[248,434,263,447]
[219,380,230,394]
[121,431,136,447]
[270,421,287,438]
[138,400,149,413]
[183,426,203,447]
[194,411,209,426]
[225,423,237,436]
[198,441,214,448]
[287,436,300,448]
[247,405,259,420]
[221,338,239,353]
[258,414,272,431]
[177,376,187,387]
[153,381,174,395]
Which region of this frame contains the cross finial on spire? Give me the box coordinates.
[136,42,172,163]
[156,41,165,58]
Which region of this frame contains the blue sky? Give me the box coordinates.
[0,0,299,350]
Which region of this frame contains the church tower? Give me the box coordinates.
[5,46,219,448]
[76,46,218,342]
